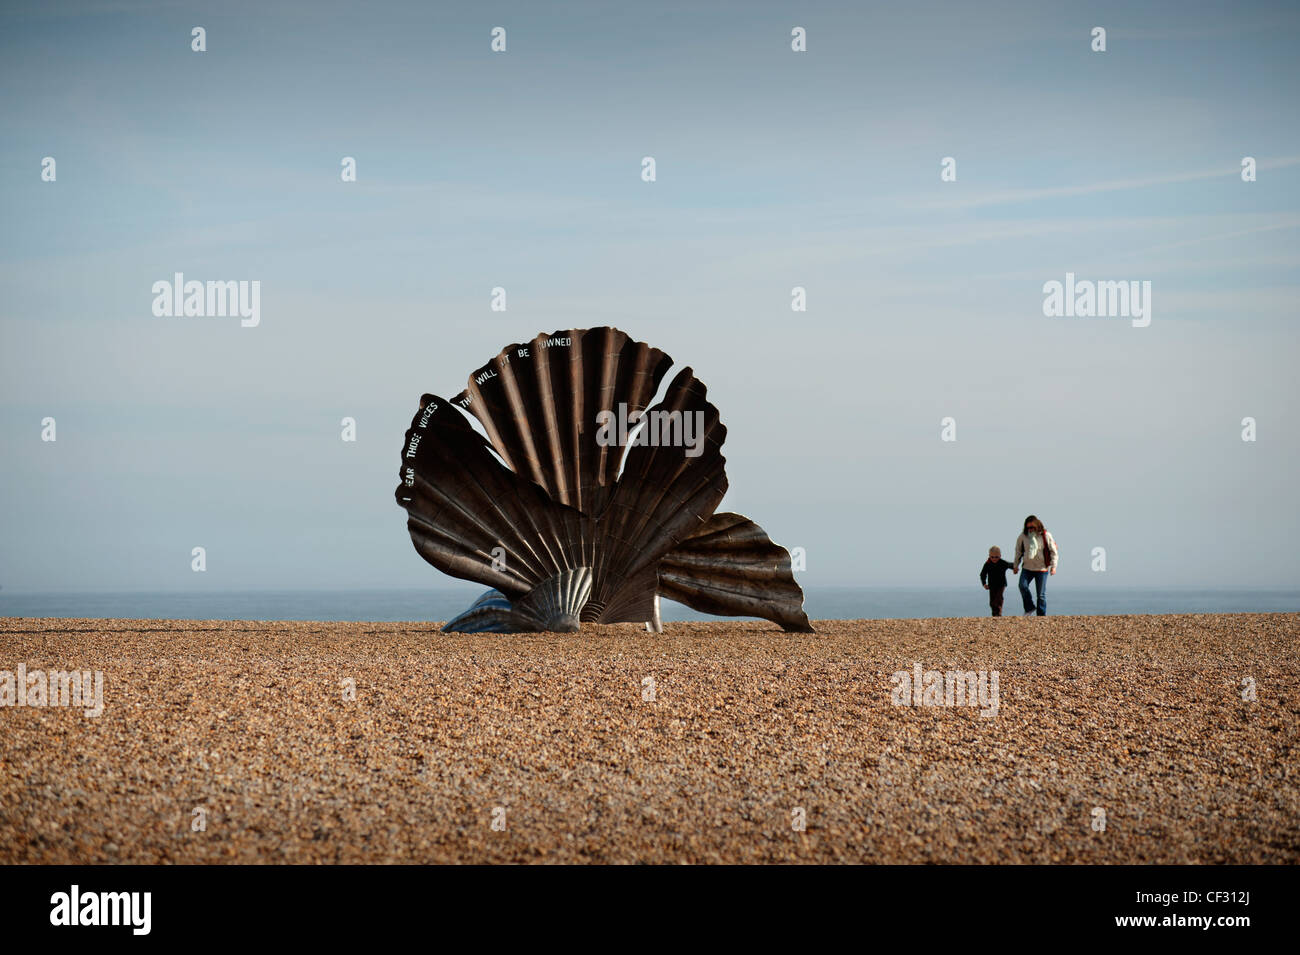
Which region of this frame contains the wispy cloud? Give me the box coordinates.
[1118,218,1300,257]
[921,156,1300,211]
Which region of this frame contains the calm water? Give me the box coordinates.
[1,587,1296,622]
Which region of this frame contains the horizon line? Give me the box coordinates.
[3,585,1298,596]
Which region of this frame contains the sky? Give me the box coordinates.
[1,0,1298,593]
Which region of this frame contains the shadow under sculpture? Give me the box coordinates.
[395,326,813,633]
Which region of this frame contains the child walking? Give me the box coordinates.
[980,546,1015,617]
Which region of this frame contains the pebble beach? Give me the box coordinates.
[1,614,1296,864]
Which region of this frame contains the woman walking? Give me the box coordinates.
[1013,515,1057,616]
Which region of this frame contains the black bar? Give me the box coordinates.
[0,864,1278,942]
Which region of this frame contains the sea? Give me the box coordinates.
[0,587,1296,622]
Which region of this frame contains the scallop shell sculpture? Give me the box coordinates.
[395,327,813,633]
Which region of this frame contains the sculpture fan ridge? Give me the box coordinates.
[395,327,812,633]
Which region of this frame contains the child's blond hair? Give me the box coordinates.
[988,545,1001,557]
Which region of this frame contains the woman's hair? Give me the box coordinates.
[1024,515,1049,550]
